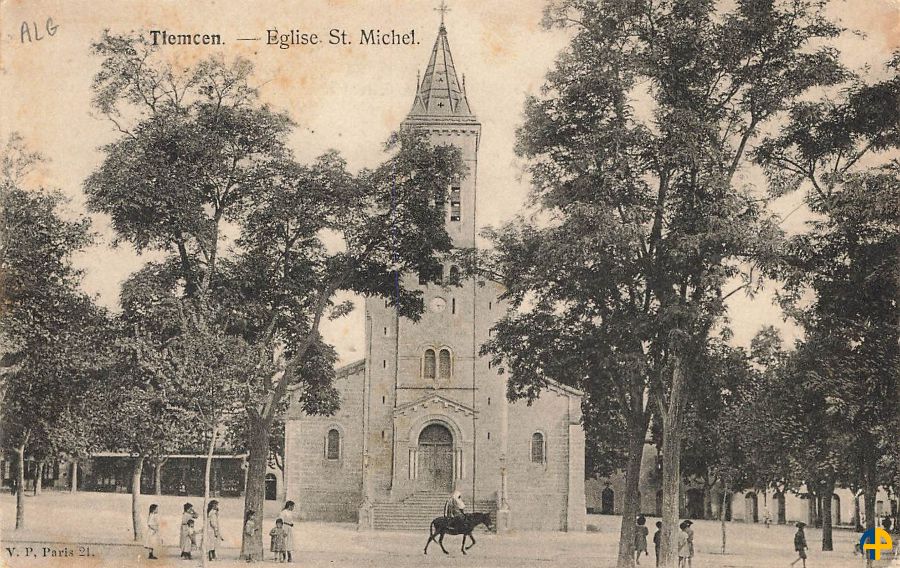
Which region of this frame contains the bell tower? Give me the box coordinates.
[402,19,481,248]
[358,14,507,525]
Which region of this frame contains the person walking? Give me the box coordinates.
[653,521,662,567]
[180,503,198,560]
[790,522,808,568]
[144,504,162,560]
[206,500,222,561]
[634,515,649,565]
[277,501,296,562]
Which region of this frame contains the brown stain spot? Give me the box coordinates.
[878,3,900,50]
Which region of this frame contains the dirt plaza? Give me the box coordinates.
[1,492,893,567]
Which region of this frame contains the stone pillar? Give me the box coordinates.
[496,377,511,533]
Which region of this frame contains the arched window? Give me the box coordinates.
[450,186,461,222]
[531,432,545,463]
[449,265,461,285]
[326,428,341,460]
[424,349,437,380]
[439,348,452,380]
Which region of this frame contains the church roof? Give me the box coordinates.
[407,24,477,123]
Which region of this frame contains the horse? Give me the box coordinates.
[424,512,492,555]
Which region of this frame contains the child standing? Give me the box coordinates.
[180,519,196,559]
[270,518,288,562]
[242,511,259,562]
[790,522,808,568]
[634,515,649,565]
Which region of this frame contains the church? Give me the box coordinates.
[283,18,587,532]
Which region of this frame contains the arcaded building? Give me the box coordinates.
[283,20,586,532]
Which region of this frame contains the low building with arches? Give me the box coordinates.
[283,18,586,532]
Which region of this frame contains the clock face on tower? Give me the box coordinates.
[430,297,447,313]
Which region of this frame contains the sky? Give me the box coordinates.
[1,0,898,364]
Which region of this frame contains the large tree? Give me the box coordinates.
[485,1,845,564]
[0,134,103,529]
[85,33,464,556]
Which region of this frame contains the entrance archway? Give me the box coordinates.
[686,489,705,519]
[601,487,614,514]
[417,423,453,492]
[265,473,277,501]
[745,492,759,523]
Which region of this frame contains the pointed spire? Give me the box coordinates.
[407,17,476,121]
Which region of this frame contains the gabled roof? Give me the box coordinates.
[544,377,585,398]
[393,393,477,418]
[407,24,477,123]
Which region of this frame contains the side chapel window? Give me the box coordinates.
[326,428,341,460]
[531,432,545,463]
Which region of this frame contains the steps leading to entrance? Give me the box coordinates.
[371,492,497,532]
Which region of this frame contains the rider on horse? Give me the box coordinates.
[444,489,466,531]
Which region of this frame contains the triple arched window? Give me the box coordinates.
[423,347,453,380]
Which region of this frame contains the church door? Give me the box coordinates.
[417,423,453,492]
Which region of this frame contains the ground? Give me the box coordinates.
[0,492,896,567]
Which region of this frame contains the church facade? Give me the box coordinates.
[283,21,586,532]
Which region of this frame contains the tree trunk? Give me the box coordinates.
[703,484,713,520]
[864,477,876,531]
[154,460,164,496]
[658,354,688,568]
[241,416,270,559]
[616,427,646,568]
[821,480,834,551]
[816,494,823,528]
[720,487,728,554]
[853,492,862,531]
[15,443,26,529]
[201,425,218,568]
[131,455,145,542]
[33,460,44,496]
[807,493,817,527]
[864,476,876,568]
[776,491,786,524]
[70,461,78,493]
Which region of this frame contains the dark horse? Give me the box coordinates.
[424,512,492,555]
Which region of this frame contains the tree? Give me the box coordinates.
[85,33,464,556]
[486,1,844,564]
[757,52,900,550]
[0,134,101,529]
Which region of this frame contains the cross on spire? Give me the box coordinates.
[435,0,450,26]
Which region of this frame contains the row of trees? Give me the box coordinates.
[1,30,465,560]
[479,1,898,567]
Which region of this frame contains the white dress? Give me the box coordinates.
[277,509,294,552]
[144,512,162,554]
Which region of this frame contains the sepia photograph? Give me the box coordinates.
[0,0,898,566]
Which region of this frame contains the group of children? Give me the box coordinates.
[146,500,296,562]
[634,515,695,567]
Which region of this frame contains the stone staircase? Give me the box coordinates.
[371,492,497,532]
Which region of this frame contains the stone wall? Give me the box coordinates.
[284,362,366,522]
